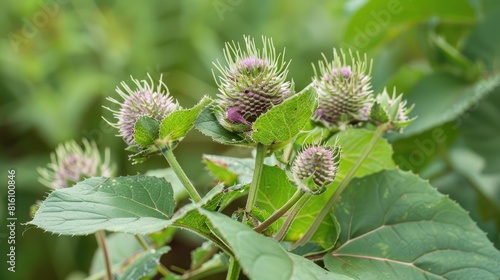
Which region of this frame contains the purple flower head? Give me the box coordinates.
[105,74,178,146]
[213,36,292,135]
[312,49,373,128]
[38,139,113,189]
[291,144,341,194]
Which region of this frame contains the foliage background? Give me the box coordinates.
[0,0,499,279]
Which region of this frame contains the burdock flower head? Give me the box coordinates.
[213,36,292,135]
[105,74,178,147]
[38,139,113,189]
[371,88,415,132]
[291,144,341,195]
[312,49,373,128]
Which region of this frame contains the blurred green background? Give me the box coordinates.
[1,0,499,279]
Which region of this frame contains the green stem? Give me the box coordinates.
[135,235,149,250]
[226,256,240,280]
[254,189,304,233]
[275,193,312,241]
[290,123,389,250]
[245,143,267,215]
[158,145,202,203]
[95,231,113,280]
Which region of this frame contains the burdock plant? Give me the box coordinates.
[29,36,500,280]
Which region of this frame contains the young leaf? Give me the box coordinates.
[159,96,212,143]
[134,116,160,147]
[30,176,175,235]
[203,154,254,185]
[324,169,500,279]
[251,87,317,146]
[193,105,246,145]
[200,210,353,280]
[119,247,170,280]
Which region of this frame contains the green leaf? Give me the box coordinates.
[146,168,188,201]
[193,105,246,145]
[461,87,500,174]
[159,96,212,143]
[392,122,458,173]
[287,129,396,249]
[170,184,231,252]
[187,243,229,280]
[134,116,160,147]
[119,247,170,280]
[30,176,175,235]
[343,0,474,50]
[400,72,500,137]
[256,165,296,228]
[251,87,316,146]
[449,146,500,231]
[200,210,353,280]
[203,154,254,186]
[324,169,500,279]
[463,9,500,71]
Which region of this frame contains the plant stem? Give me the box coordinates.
[95,231,113,280]
[290,123,389,250]
[135,235,149,250]
[226,256,240,280]
[158,145,202,203]
[254,189,304,233]
[274,193,312,241]
[245,143,267,215]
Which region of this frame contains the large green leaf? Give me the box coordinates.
[392,122,458,173]
[200,210,353,280]
[286,129,396,249]
[159,96,212,143]
[324,169,500,279]
[401,72,500,137]
[119,247,170,280]
[461,87,500,174]
[251,87,316,145]
[449,145,500,234]
[30,176,175,235]
[463,9,500,71]
[343,0,474,50]
[145,168,188,201]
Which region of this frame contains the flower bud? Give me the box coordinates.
[370,88,415,131]
[291,145,341,195]
[213,36,292,135]
[105,74,178,147]
[312,49,373,127]
[38,139,113,189]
